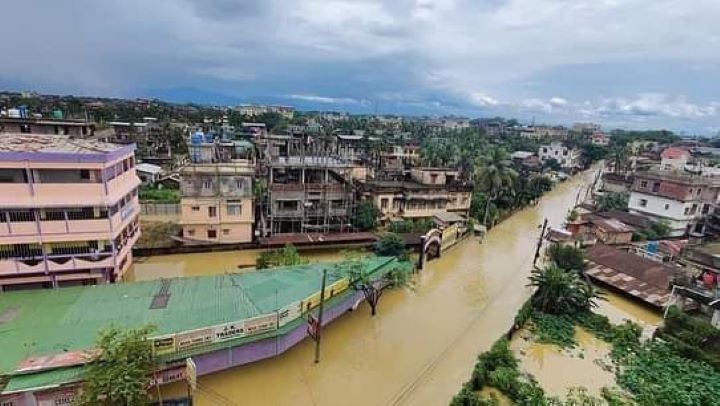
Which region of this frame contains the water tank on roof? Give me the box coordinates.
[205,132,215,143]
[7,108,20,118]
[190,131,204,144]
[18,106,28,119]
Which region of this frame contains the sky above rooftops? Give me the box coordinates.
[2,1,720,134]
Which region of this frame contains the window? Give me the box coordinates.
[8,210,35,222]
[80,170,90,180]
[639,199,648,207]
[43,210,66,221]
[208,206,217,217]
[191,206,200,212]
[690,204,698,215]
[664,203,670,210]
[202,180,212,189]
[652,182,660,193]
[278,200,299,211]
[227,201,242,216]
[703,204,710,215]
[186,229,195,237]
[381,198,389,209]
[640,181,648,188]
[223,229,230,235]
[684,207,690,215]
[207,229,217,239]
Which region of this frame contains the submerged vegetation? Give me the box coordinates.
[452,242,720,406]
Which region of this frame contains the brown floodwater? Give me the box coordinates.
[511,327,615,398]
[135,168,645,406]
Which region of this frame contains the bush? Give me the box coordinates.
[374,232,406,257]
[138,185,180,203]
[450,384,483,406]
[256,244,308,269]
[616,342,720,406]
[531,313,576,348]
[546,244,585,272]
[355,200,379,231]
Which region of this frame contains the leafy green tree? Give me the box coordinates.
[546,244,586,272]
[336,252,409,316]
[474,148,518,225]
[528,265,601,315]
[544,158,562,172]
[256,244,308,269]
[374,232,406,257]
[595,192,629,212]
[354,200,379,231]
[79,325,155,406]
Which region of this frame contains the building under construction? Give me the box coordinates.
[259,134,356,236]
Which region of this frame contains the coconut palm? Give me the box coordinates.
[474,147,518,225]
[528,265,602,315]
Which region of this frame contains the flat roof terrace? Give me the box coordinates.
[0,133,133,163]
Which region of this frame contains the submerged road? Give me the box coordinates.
[153,169,597,406]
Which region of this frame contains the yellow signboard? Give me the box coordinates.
[151,335,176,356]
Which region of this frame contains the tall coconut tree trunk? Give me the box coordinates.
[483,191,495,226]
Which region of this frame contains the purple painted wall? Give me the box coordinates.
[193,290,364,376]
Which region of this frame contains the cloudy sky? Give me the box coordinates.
[2,0,720,133]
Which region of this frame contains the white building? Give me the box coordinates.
[590,132,610,146]
[628,170,720,237]
[135,163,164,185]
[538,142,582,169]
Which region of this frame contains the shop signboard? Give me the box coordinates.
[175,327,214,351]
[244,313,278,336]
[278,301,302,327]
[34,387,78,406]
[212,320,246,342]
[148,366,186,387]
[151,334,176,355]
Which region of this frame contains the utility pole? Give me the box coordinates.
[314,268,328,363]
[532,218,548,269]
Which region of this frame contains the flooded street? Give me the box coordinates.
[137,168,651,406]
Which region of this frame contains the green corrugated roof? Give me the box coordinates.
[0,257,399,378]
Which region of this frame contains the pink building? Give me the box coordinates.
[0,134,141,291]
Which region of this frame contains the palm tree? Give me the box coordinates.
[474,147,518,225]
[528,265,602,315]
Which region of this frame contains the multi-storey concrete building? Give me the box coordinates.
[0,134,140,291]
[539,142,582,170]
[0,116,94,137]
[628,170,720,237]
[361,168,472,222]
[180,133,255,244]
[266,156,355,235]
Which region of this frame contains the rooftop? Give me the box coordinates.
[135,163,163,174]
[0,257,398,376]
[661,147,690,160]
[586,244,679,308]
[0,133,127,155]
[588,216,634,233]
